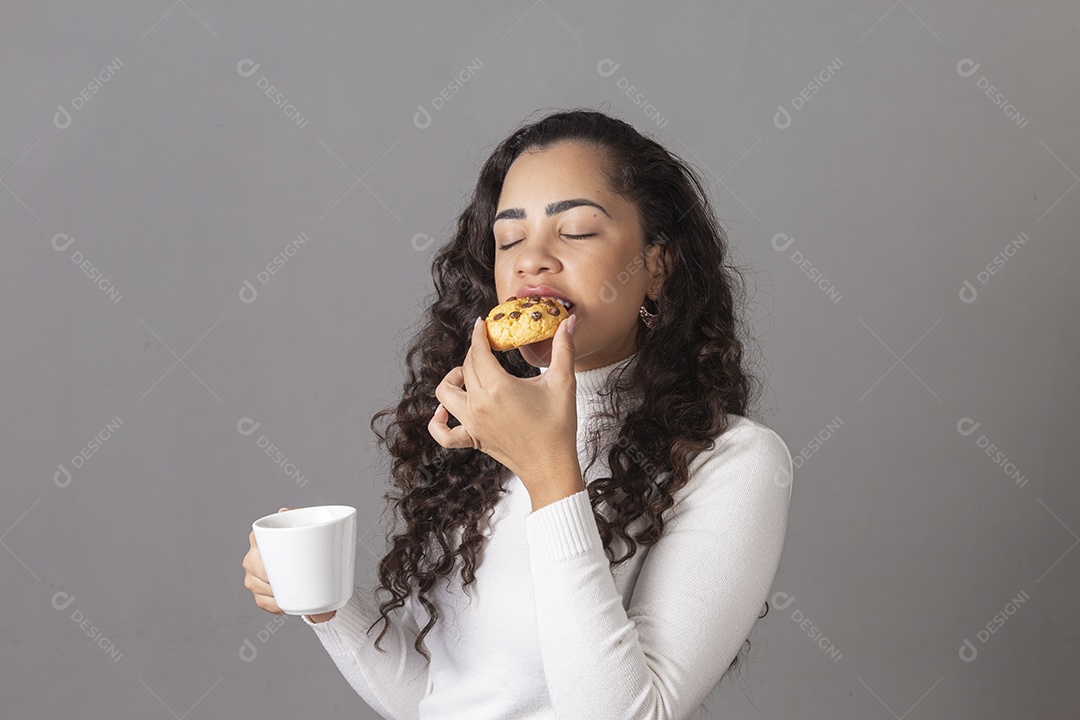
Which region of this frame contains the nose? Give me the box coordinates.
[513,235,563,277]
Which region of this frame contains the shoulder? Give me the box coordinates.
[682,414,795,501]
[719,414,792,463]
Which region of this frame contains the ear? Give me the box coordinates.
[645,238,668,289]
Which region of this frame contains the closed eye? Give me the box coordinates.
[497,233,596,251]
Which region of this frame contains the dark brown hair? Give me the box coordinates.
[365,107,768,682]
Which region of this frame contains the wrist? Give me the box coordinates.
[524,461,585,513]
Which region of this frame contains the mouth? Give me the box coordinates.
[554,298,576,314]
[508,292,576,314]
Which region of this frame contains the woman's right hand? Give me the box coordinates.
[242,507,337,623]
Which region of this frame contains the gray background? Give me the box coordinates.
[2,1,1077,718]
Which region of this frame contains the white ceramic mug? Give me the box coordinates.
[251,505,357,615]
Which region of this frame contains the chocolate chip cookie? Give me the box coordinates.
[484,295,571,352]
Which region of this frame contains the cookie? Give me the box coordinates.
[484,295,571,351]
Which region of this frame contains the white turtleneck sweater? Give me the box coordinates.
[301,352,794,719]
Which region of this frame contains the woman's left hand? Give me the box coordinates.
[429,315,579,484]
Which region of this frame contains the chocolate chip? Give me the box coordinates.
[507,296,517,301]
[530,311,542,320]
[543,298,555,306]
[547,306,560,316]
[529,294,541,302]
[509,311,521,319]
[521,301,534,308]
[493,312,505,321]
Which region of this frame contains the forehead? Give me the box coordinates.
[498,142,611,203]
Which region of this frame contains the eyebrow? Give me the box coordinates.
[493,198,612,223]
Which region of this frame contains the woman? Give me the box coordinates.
[243,108,794,719]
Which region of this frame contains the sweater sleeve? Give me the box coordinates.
[301,584,430,720]
[523,423,794,719]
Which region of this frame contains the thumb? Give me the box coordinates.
[554,314,577,376]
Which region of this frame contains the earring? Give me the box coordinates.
[639,285,661,329]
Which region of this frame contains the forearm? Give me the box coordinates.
[303,591,428,719]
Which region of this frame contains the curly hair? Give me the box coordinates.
[364,107,770,682]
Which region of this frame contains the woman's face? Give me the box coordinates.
[493,140,665,372]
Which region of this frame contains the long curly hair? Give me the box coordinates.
[364,107,769,682]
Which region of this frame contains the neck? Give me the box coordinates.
[541,350,638,408]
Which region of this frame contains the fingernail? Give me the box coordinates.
[566,315,577,336]
[278,507,289,512]
[433,402,442,415]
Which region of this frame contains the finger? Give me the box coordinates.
[436,365,465,396]
[552,314,577,378]
[428,402,478,449]
[245,531,282,615]
[245,571,275,596]
[434,366,468,415]
[254,593,284,616]
[434,367,468,410]
[244,543,270,583]
[468,316,502,384]
[463,343,483,398]
[432,365,473,445]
